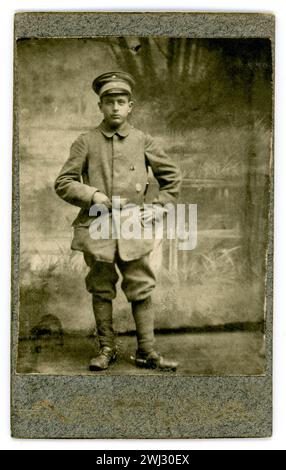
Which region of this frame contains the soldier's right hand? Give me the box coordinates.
[92,191,112,209]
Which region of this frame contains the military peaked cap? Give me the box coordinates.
[92,71,135,98]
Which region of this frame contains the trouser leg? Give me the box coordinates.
[83,253,118,351]
[131,296,155,355]
[117,253,156,302]
[92,295,115,349]
[116,254,156,355]
[84,253,119,300]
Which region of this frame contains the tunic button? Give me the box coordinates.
[130,165,135,171]
[136,183,142,192]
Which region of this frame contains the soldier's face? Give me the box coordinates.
[99,94,133,128]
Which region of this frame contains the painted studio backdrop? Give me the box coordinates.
[16,37,272,375]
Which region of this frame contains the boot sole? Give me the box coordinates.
[134,358,178,372]
[89,352,118,371]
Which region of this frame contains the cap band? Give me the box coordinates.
[99,81,132,97]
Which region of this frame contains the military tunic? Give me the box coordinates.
[55,120,181,300]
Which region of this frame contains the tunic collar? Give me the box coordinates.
[99,120,132,138]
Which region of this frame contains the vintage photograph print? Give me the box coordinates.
[11,12,274,439]
[16,35,272,377]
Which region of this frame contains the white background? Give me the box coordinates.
[1,0,285,451]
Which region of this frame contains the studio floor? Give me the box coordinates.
[17,330,265,376]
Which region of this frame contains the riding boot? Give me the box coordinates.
[89,295,117,371]
[132,296,178,371]
[131,296,155,355]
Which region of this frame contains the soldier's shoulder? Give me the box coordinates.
[129,128,161,149]
[83,127,102,137]
[142,131,159,148]
[130,125,151,142]
[74,127,102,143]
[72,130,89,142]
[129,124,144,135]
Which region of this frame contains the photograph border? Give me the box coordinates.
[11,11,274,439]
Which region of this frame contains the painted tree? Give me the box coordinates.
[107,37,271,130]
[108,37,272,281]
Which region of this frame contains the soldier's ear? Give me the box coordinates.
[128,100,133,113]
[98,101,103,113]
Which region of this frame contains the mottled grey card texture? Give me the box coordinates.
[12,12,274,438]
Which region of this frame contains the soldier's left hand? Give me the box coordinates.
[140,205,167,226]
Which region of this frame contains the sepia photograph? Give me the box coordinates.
[16,34,273,377]
[8,9,277,441]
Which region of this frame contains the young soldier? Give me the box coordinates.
[55,72,182,372]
